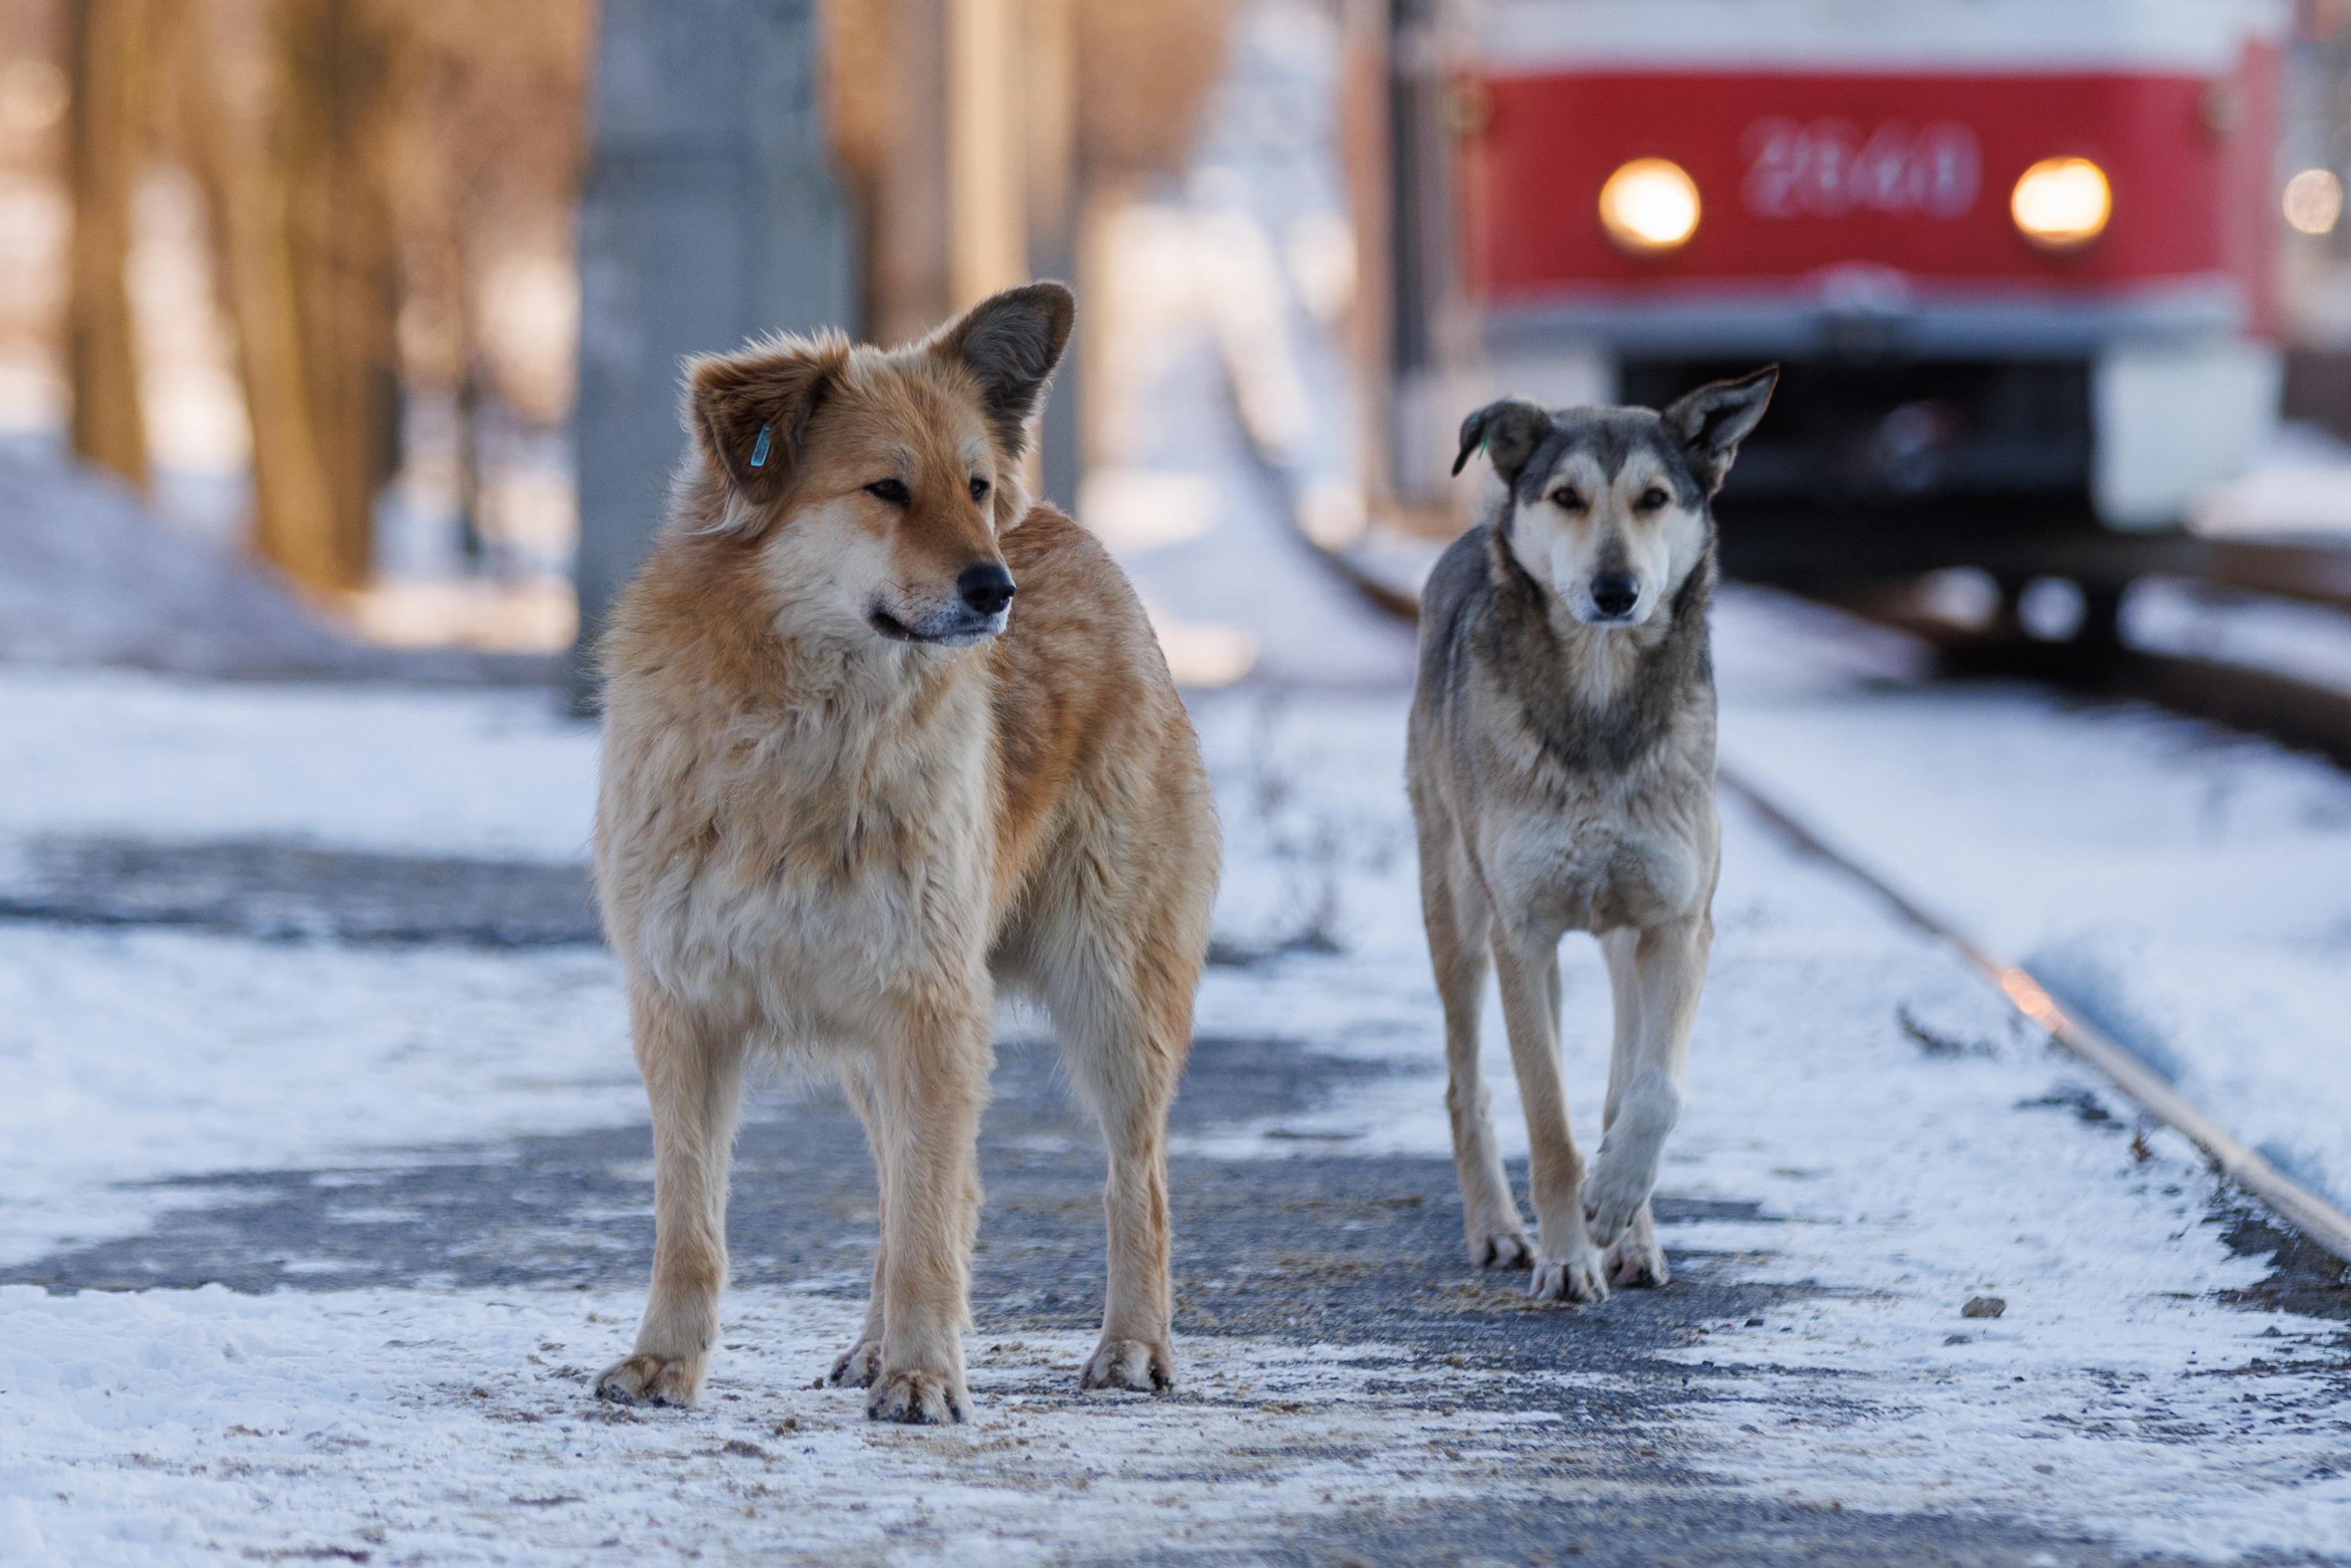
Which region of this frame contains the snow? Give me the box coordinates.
[1199,678,2351,1559]
[0,927,637,1267]
[0,668,598,866]
[1714,586,2351,1214]
[2125,575,2351,695]
[2194,419,2351,540]
[0,448,359,679]
[0,1283,1549,1568]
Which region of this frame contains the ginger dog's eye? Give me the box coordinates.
[1550,487,1584,511]
[865,478,911,506]
[969,476,990,502]
[1637,486,1670,510]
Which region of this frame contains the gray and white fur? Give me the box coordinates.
[1406,368,1775,1301]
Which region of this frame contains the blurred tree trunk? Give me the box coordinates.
[182,0,342,589]
[181,0,400,593]
[869,0,951,345]
[66,0,151,490]
[278,0,401,588]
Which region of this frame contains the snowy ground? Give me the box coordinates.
[1713,591,2351,1217]
[5,647,2350,1564]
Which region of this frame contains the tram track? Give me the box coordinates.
[1797,543,2351,770]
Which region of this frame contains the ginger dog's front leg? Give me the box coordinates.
[865,1000,991,1425]
[597,989,748,1406]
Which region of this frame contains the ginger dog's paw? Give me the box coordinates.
[1080,1337,1174,1394]
[1530,1243,1609,1305]
[1467,1223,1535,1269]
[1604,1227,1670,1289]
[824,1338,883,1389]
[595,1352,706,1407]
[1580,1152,1654,1246]
[867,1368,969,1425]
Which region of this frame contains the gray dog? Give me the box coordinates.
[1407,368,1775,1302]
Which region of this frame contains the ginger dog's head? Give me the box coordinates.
[1454,368,1774,630]
[682,282,1074,648]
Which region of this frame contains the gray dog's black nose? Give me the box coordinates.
[959,563,1016,616]
[1590,572,1639,619]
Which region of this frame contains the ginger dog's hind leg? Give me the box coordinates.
[826,1062,891,1388]
[1051,936,1192,1395]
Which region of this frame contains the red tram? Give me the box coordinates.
[1365,0,2291,576]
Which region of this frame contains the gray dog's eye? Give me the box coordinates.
[1637,486,1669,510]
[1549,487,1584,511]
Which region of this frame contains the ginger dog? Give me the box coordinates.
[592,283,1217,1424]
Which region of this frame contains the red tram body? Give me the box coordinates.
[1373,0,2291,569]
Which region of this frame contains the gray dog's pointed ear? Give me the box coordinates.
[685,330,851,516]
[1663,365,1776,495]
[1452,397,1554,484]
[933,281,1076,458]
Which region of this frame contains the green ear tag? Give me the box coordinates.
[749,425,772,469]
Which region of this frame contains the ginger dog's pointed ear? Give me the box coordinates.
[932,281,1075,458]
[684,331,851,514]
[1663,365,1776,495]
[1453,397,1554,484]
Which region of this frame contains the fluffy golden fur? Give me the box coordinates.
[591,283,1218,1424]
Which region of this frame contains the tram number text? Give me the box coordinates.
[1742,118,1981,220]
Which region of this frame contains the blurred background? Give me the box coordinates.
[0,0,1240,685]
[9,0,2351,698]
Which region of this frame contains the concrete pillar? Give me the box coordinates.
[569,0,853,705]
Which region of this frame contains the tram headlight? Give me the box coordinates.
[1598,158,1700,253]
[2284,168,2343,235]
[2010,157,2111,252]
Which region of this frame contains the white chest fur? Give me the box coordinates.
[607,662,996,1050]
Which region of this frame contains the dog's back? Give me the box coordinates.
[1406,524,1503,788]
[985,506,1216,936]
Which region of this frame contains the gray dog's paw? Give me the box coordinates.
[1605,1226,1671,1289]
[1581,1151,1654,1247]
[1080,1337,1175,1393]
[867,1367,969,1425]
[594,1352,705,1407]
[1529,1244,1609,1305]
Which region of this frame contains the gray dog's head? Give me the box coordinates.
[1453,368,1775,628]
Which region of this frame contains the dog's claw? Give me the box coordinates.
[594,1352,705,1407]
[867,1368,969,1425]
[1080,1337,1175,1393]
[1468,1225,1535,1269]
[1530,1245,1609,1305]
[1605,1227,1670,1289]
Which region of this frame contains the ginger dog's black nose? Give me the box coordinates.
[1590,572,1638,619]
[959,563,1016,615]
